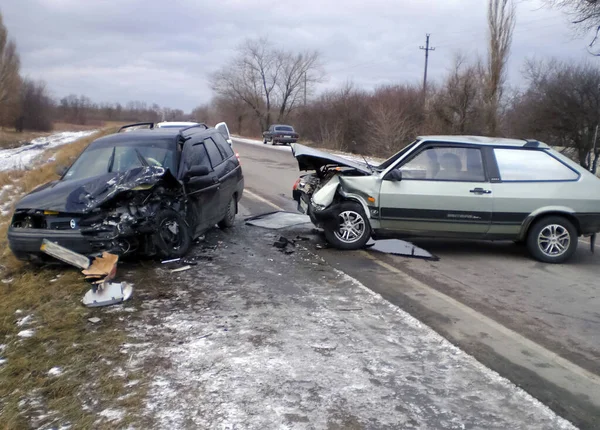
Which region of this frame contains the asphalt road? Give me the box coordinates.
[233,138,600,429]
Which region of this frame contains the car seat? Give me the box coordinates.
[436,153,462,180]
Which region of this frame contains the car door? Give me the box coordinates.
[203,136,230,218]
[179,140,221,237]
[212,132,240,201]
[378,144,493,237]
[215,122,233,147]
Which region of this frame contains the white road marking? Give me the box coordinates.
[244,189,285,211]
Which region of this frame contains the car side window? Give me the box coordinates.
[204,137,225,167]
[212,133,234,158]
[399,146,485,182]
[188,143,211,170]
[494,148,579,181]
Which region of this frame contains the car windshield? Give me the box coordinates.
[63,142,177,181]
[275,126,294,132]
[377,140,419,170]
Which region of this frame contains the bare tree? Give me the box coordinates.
[211,38,323,132]
[486,0,516,135]
[511,59,600,171]
[432,54,486,134]
[546,0,600,53]
[18,79,53,131]
[0,11,21,128]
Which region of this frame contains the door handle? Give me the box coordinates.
[470,188,492,194]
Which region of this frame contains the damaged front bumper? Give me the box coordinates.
[8,227,93,260]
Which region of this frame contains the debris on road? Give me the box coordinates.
[365,238,438,260]
[88,317,101,324]
[245,211,311,229]
[272,235,298,255]
[170,265,192,273]
[83,252,119,284]
[82,282,133,308]
[161,258,181,264]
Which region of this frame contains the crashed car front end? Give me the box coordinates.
[8,166,187,261]
[291,144,382,232]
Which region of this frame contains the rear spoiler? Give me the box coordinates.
[118,122,155,133]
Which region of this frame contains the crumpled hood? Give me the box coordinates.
[15,166,179,214]
[292,144,372,175]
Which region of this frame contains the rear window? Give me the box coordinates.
[494,148,579,181]
[204,137,224,167]
[275,126,294,132]
[212,133,234,159]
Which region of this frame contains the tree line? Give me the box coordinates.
[203,0,600,172]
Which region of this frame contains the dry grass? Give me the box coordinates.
[0,125,147,428]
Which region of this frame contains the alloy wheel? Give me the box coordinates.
[537,224,570,257]
[334,210,366,243]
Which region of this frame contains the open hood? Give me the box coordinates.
[292,144,372,175]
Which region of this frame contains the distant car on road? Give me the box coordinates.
[8,124,244,261]
[263,124,299,145]
[292,135,600,263]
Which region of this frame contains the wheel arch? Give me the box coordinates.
[337,191,371,219]
[519,207,581,240]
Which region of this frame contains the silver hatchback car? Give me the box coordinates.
[292,136,600,263]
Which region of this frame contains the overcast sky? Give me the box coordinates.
[2,0,595,112]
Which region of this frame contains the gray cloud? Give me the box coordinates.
[2,0,593,112]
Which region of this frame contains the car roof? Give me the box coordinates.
[89,129,185,149]
[417,135,550,149]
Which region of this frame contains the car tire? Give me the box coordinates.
[323,201,371,250]
[526,215,578,263]
[218,196,236,229]
[153,209,192,258]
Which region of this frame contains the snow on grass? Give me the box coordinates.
[16,314,33,327]
[0,130,96,172]
[17,329,35,338]
[48,367,63,376]
[97,408,124,423]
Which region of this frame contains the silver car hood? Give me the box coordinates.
[292,144,372,175]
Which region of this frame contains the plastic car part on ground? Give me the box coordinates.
[40,239,133,307]
[365,239,439,260]
[245,211,312,229]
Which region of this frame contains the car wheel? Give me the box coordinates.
[526,216,578,263]
[153,209,191,258]
[218,196,236,229]
[323,202,371,250]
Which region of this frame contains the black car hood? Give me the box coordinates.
[15,166,179,214]
[292,144,372,174]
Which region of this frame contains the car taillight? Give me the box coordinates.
[293,178,301,190]
[235,152,241,165]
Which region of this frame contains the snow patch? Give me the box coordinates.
[48,367,62,376]
[16,314,33,327]
[98,408,124,422]
[17,329,35,338]
[0,130,96,171]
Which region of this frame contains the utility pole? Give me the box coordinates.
[419,34,435,98]
[303,71,307,107]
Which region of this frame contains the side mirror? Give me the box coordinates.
[56,166,68,177]
[384,169,402,182]
[186,165,210,178]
